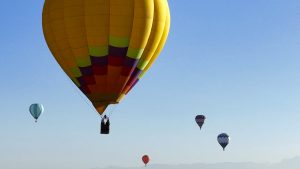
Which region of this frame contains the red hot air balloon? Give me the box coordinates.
[142,155,150,167]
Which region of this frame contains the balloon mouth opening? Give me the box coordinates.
[93,101,120,115]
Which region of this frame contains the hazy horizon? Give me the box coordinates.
[92,156,300,169]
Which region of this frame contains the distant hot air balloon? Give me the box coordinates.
[42,0,171,119]
[142,155,150,167]
[195,115,206,129]
[29,103,44,122]
[217,133,230,151]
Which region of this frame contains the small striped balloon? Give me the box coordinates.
[217,133,230,151]
[29,103,44,122]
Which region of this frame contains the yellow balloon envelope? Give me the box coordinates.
[42,0,170,115]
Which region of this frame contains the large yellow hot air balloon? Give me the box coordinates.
[42,0,170,115]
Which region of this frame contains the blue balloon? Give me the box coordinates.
[29,103,44,122]
[217,133,230,151]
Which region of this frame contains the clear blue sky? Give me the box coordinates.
[1,0,300,169]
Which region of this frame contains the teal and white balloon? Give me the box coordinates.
[29,103,44,122]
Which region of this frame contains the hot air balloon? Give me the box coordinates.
[195,115,206,129]
[29,103,44,122]
[217,133,230,151]
[42,0,170,119]
[142,155,150,167]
